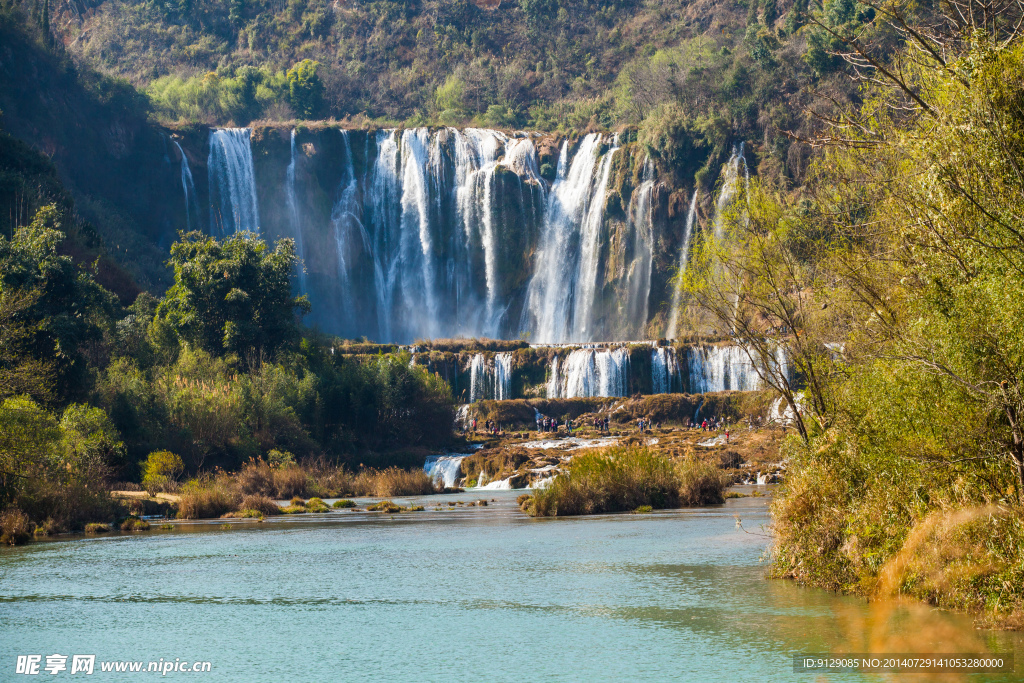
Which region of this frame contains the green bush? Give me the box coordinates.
[141,450,184,494]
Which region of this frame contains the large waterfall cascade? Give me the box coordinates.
[522,134,623,343]
[208,128,260,235]
[199,126,761,347]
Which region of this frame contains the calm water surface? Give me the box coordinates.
[1,488,1021,682]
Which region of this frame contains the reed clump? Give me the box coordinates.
[350,467,437,497]
[238,494,281,516]
[524,446,728,517]
[0,508,33,545]
[176,474,242,519]
[85,522,111,533]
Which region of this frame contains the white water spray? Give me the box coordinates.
[208,128,259,235]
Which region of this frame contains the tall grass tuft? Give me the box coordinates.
[176,475,242,519]
[526,446,727,517]
[350,467,438,497]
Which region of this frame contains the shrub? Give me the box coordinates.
[289,496,306,506]
[305,497,330,513]
[635,505,653,514]
[367,500,403,513]
[527,447,728,517]
[267,449,295,468]
[120,516,151,531]
[238,494,281,516]
[332,499,356,508]
[237,460,275,496]
[0,508,33,545]
[84,522,111,533]
[141,451,184,494]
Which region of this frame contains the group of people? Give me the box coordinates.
[466,418,502,435]
[698,417,722,432]
[536,415,572,434]
[636,417,659,433]
[592,416,610,433]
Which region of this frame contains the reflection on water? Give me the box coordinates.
[0,490,1020,682]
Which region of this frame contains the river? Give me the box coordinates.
[1,488,1021,681]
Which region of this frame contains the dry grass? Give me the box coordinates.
[350,467,438,497]
[176,475,242,519]
[238,494,281,516]
[0,508,33,545]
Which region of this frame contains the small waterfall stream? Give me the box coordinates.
[423,455,467,488]
[665,189,698,340]
[651,346,679,394]
[172,140,199,232]
[285,130,306,294]
[548,347,630,398]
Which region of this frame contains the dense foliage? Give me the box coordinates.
[0,216,455,536]
[46,0,897,185]
[681,10,1024,625]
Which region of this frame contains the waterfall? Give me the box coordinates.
[665,189,698,339]
[688,345,760,393]
[285,130,306,294]
[618,158,656,339]
[494,352,513,400]
[523,134,621,343]
[368,130,402,342]
[399,128,439,340]
[712,143,747,241]
[572,134,621,340]
[208,128,259,235]
[546,355,561,399]
[424,455,466,488]
[196,126,692,344]
[651,346,679,394]
[330,130,374,336]
[468,353,489,402]
[550,347,629,398]
[172,140,199,232]
[353,127,544,342]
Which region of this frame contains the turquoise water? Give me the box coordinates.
[1,489,1021,682]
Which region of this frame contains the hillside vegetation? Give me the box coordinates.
[678,3,1024,627]
[53,0,895,183]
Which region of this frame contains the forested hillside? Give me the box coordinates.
[53,0,887,183]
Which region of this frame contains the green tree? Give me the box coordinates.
[286,59,324,119]
[0,205,117,403]
[155,231,310,362]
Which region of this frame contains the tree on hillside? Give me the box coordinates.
[0,205,117,403]
[155,231,310,363]
[286,59,323,119]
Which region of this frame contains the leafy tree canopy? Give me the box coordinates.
[155,230,310,362]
